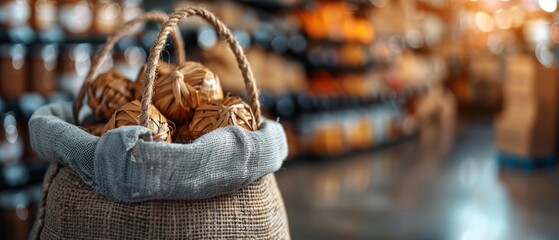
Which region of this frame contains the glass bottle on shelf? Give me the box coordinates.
[0,44,27,100]
[0,104,31,240]
[29,0,57,30]
[0,191,31,240]
[29,44,58,97]
[92,0,121,35]
[58,0,93,36]
[0,0,31,28]
[0,111,24,166]
[309,113,345,156]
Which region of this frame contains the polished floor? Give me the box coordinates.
[275,119,559,240]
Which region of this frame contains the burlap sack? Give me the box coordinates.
[31,9,290,239]
[33,165,289,239]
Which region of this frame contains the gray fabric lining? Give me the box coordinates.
[30,102,288,202]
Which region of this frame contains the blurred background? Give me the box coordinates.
[1,0,559,239]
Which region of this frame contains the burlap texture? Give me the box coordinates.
[35,165,289,240]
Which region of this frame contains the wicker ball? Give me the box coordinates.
[187,96,256,140]
[88,69,136,120]
[101,100,174,142]
[153,61,224,124]
[133,61,174,100]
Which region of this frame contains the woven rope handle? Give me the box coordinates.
[141,7,262,128]
[73,11,186,123]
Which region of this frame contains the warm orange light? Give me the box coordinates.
[297,1,374,43]
[350,19,375,44]
[476,11,494,32]
[494,9,512,29]
[510,6,525,28]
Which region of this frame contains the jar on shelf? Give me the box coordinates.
[385,104,403,141]
[29,0,57,30]
[0,112,24,166]
[58,0,93,36]
[343,111,374,150]
[92,0,121,35]
[29,44,58,96]
[309,114,345,156]
[0,44,27,100]
[0,190,31,240]
[0,0,31,28]
[368,106,388,144]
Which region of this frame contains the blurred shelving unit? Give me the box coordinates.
[174,0,450,158]
[0,1,148,239]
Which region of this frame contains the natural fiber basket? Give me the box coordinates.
[72,12,186,124]
[32,9,289,240]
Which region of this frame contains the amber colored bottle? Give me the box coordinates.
[0,191,32,240]
[0,44,27,100]
[92,0,122,35]
[29,44,58,96]
[0,0,31,28]
[58,0,93,36]
[0,112,24,165]
[29,0,57,30]
[310,121,345,156]
[0,108,30,240]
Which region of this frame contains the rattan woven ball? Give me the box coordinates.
[88,69,136,120]
[153,61,224,124]
[133,61,174,100]
[101,100,174,142]
[187,96,256,140]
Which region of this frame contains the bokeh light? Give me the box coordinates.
[475,11,494,33]
[538,0,558,13]
[494,8,512,30]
